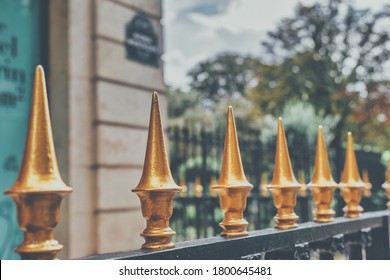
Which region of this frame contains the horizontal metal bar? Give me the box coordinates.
[79,210,390,260]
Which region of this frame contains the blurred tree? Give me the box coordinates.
[250,0,390,177]
[188,53,261,105]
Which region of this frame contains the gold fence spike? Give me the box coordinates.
[132,91,181,250]
[382,153,390,209]
[268,117,301,229]
[179,177,188,198]
[212,106,253,237]
[339,132,365,218]
[194,176,204,198]
[298,171,308,197]
[259,173,269,197]
[4,65,72,260]
[362,170,372,197]
[307,126,338,223]
[209,176,218,197]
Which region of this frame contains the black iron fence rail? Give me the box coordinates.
[80,210,390,260]
[170,193,387,241]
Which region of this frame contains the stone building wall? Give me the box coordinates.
[49,0,166,258]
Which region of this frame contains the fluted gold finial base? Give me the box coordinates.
[8,193,67,259]
[310,187,337,223]
[140,225,176,250]
[214,186,251,237]
[269,187,300,229]
[16,230,63,260]
[134,190,178,249]
[340,187,364,218]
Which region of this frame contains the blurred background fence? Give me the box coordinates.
[167,126,388,241]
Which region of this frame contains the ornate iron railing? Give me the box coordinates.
[80,210,390,260]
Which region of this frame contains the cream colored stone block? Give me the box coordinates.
[97,168,143,210]
[69,0,93,78]
[96,0,162,45]
[97,210,145,253]
[96,39,165,90]
[110,0,161,17]
[97,125,148,166]
[96,81,167,127]
[68,212,96,258]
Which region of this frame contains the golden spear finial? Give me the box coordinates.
[179,177,188,198]
[382,151,390,209]
[307,126,338,223]
[5,65,72,259]
[362,170,372,197]
[209,176,218,197]
[339,132,365,218]
[268,117,301,229]
[298,171,308,197]
[132,91,181,249]
[259,173,269,197]
[194,176,204,197]
[212,106,253,237]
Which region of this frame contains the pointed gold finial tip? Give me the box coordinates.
[5,64,71,194]
[35,65,45,82]
[214,105,253,189]
[341,129,364,187]
[152,91,159,102]
[318,126,323,136]
[36,64,44,72]
[308,125,337,187]
[133,90,180,192]
[269,115,300,188]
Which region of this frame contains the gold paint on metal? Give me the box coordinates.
[259,173,269,197]
[382,154,390,209]
[179,177,188,198]
[211,106,253,237]
[132,91,181,250]
[362,170,372,198]
[339,132,365,218]
[4,66,72,260]
[194,177,204,198]
[209,176,218,197]
[268,118,301,229]
[298,171,308,197]
[307,126,338,223]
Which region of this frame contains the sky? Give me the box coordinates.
[162,0,387,89]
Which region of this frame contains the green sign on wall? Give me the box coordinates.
[0,0,43,259]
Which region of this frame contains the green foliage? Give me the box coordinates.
[188,53,261,104]
[259,102,340,147]
[169,0,390,157]
[251,0,390,151]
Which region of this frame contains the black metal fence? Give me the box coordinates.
[167,126,281,193]
[82,210,390,260]
[166,126,388,242]
[170,192,387,242]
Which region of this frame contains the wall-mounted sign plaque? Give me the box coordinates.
[125,13,160,68]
